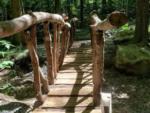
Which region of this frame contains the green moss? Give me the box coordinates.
[115,44,150,75]
[113,29,134,43]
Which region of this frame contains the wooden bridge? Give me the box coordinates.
[0,11,127,113]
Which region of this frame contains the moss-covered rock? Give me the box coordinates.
[113,29,134,44]
[115,44,150,75]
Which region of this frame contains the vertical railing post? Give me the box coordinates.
[53,23,58,78]
[57,24,61,72]
[91,26,104,106]
[43,22,54,85]
[30,25,49,94]
[90,11,127,107]
[30,25,37,50]
[58,23,71,69]
[24,31,43,103]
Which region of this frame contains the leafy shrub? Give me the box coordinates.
[0,40,15,51]
[0,60,14,69]
[0,83,15,96]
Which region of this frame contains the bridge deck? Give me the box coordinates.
[32,41,104,113]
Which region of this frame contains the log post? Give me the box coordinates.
[59,23,71,69]
[30,25,37,50]
[69,17,78,48]
[53,23,58,78]
[30,25,49,94]
[91,26,104,106]
[24,31,43,103]
[43,22,54,85]
[56,24,61,72]
[90,11,127,106]
[65,22,71,53]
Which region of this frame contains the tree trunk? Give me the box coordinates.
[80,0,84,27]
[134,0,149,43]
[93,0,98,10]
[54,0,60,13]
[101,0,107,15]
[67,0,71,17]
[10,0,24,45]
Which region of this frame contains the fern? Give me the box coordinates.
[0,60,14,69]
[0,40,15,51]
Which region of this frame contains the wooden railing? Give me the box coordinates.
[90,11,128,106]
[0,12,74,104]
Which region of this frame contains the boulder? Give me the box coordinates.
[0,93,31,113]
[115,44,150,75]
[113,29,134,44]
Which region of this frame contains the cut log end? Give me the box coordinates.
[108,11,128,27]
[91,11,128,31]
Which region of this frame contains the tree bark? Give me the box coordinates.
[134,0,149,43]
[54,0,61,13]
[10,0,24,45]
[101,0,107,15]
[80,0,84,27]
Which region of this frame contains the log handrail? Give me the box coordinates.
[90,11,127,106]
[0,12,65,38]
[0,12,74,104]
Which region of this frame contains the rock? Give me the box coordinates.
[15,84,35,100]
[0,93,31,113]
[0,102,30,113]
[104,31,117,68]
[115,44,150,75]
[113,29,134,44]
[0,93,16,104]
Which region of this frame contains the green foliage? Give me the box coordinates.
[112,24,135,43]
[0,0,9,7]
[0,60,14,69]
[0,39,16,57]
[70,4,78,16]
[115,44,150,75]
[0,40,15,51]
[0,83,15,96]
[120,23,130,31]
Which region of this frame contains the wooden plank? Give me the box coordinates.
[48,85,93,96]
[57,73,92,79]
[63,58,92,63]
[69,49,92,52]
[42,96,94,108]
[59,69,92,73]
[62,63,92,66]
[55,78,93,85]
[61,66,92,70]
[65,54,92,58]
[32,107,103,113]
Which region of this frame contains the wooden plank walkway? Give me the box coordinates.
[32,41,104,113]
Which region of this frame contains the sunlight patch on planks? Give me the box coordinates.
[41,96,94,108]
[55,78,93,85]
[57,72,92,79]
[48,85,93,96]
[32,107,103,113]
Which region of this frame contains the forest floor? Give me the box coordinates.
[104,67,150,113]
[0,28,150,113]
